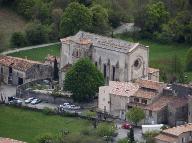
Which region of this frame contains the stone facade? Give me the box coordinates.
[0,56,52,85]
[60,31,159,85]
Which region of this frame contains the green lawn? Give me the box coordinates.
[0,105,90,143]
[8,44,61,62]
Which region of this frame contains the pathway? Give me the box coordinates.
[0,42,59,55]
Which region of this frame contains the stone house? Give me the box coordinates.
[98,79,165,120]
[155,123,192,143]
[44,54,60,68]
[0,56,52,85]
[145,96,188,126]
[60,31,159,85]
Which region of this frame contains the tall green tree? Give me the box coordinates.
[90,4,110,34]
[10,32,26,48]
[60,2,92,36]
[53,58,59,81]
[25,23,49,45]
[64,58,104,102]
[186,48,192,71]
[126,107,145,126]
[135,1,169,37]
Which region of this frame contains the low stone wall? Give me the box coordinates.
[16,78,72,105]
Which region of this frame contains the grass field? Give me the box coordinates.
[0,8,27,50]
[8,44,61,62]
[0,105,91,143]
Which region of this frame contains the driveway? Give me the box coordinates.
[0,84,16,102]
[115,121,143,142]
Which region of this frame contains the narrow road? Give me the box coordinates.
[0,42,60,55]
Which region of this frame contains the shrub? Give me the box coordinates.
[42,107,55,115]
[143,131,159,143]
[10,32,26,48]
[118,138,130,143]
[96,123,115,137]
[36,133,54,143]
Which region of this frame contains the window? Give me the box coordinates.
[134,98,139,103]
[141,99,147,104]
[182,137,185,143]
[103,64,106,78]
[149,111,152,117]
[112,66,115,81]
[1,67,3,74]
[134,59,141,69]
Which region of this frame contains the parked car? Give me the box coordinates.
[8,98,22,105]
[31,98,41,105]
[25,97,35,104]
[122,123,132,129]
[70,105,81,110]
[8,96,18,102]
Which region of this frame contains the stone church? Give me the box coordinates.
[60,31,159,85]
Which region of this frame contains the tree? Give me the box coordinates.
[60,2,92,36]
[64,58,104,102]
[15,0,36,19]
[135,1,169,37]
[90,4,110,34]
[53,58,59,81]
[126,107,145,126]
[25,23,49,45]
[10,32,26,48]
[96,123,115,137]
[186,48,192,71]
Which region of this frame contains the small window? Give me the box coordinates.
[149,111,152,117]
[142,99,147,104]
[1,67,3,74]
[134,98,139,103]
[112,66,115,81]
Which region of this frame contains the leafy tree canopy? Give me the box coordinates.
[60,2,92,37]
[64,58,104,102]
[126,107,145,126]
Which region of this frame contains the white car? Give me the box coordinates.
[31,99,41,105]
[25,97,35,104]
[70,105,80,110]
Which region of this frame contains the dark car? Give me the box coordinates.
[121,123,132,129]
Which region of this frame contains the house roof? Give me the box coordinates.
[162,123,192,137]
[148,67,159,74]
[145,96,188,112]
[45,54,60,62]
[136,79,164,91]
[0,56,41,72]
[155,133,177,142]
[109,81,139,97]
[133,89,157,99]
[0,137,26,143]
[61,31,147,53]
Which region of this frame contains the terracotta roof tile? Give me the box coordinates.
[162,123,192,136]
[133,89,157,99]
[0,138,26,143]
[145,96,188,111]
[0,56,42,72]
[148,67,159,74]
[109,81,139,97]
[155,133,177,142]
[136,79,164,90]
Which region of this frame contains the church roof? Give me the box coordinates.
[61,31,147,53]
